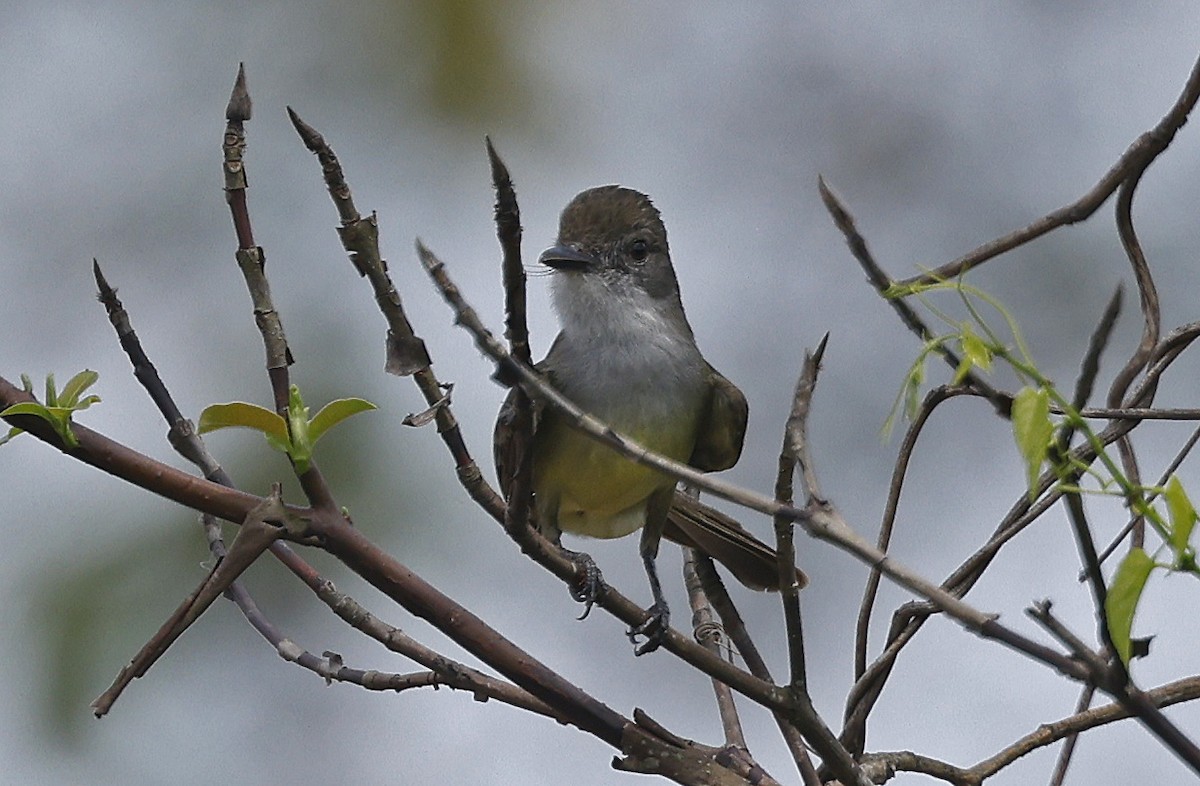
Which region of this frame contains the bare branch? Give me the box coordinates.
[817,177,1010,417]
[683,547,747,750]
[968,675,1200,781]
[691,558,821,785]
[1047,685,1096,786]
[846,385,970,754]
[1069,285,1124,417]
[286,107,503,522]
[776,336,827,690]
[92,489,294,715]
[487,137,529,367]
[890,52,1200,288]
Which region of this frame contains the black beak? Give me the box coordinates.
[538,244,596,271]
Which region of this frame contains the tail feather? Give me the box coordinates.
[664,492,808,592]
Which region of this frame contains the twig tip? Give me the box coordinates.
[92,259,115,299]
[225,63,252,122]
[816,175,843,211]
[415,238,435,268]
[486,136,511,183]
[812,332,831,365]
[287,106,322,152]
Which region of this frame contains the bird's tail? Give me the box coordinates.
[664,492,808,592]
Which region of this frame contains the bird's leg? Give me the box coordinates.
[539,511,607,619]
[628,489,673,655]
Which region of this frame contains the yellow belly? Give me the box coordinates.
[533,415,695,539]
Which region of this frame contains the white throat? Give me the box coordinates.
[547,270,708,419]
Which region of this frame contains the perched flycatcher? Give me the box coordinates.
[495,186,805,654]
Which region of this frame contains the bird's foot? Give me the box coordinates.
[627,599,670,656]
[560,548,607,619]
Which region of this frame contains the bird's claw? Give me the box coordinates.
[627,600,670,655]
[562,549,607,619]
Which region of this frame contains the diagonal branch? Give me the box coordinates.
[890,52,1200,288]
[92,489,294,715]
[286,107,502,521]
[817,177,1010,417]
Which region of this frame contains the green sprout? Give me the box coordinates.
[0,370,101,449]
[197,384,376,474]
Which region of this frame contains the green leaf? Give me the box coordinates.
[1165,475,1197,558]
[58,369,99,407]
[0,401,53,420]
[905,360,925,421]
[73,394,101,412]
[1105,547,1155,665]
[285,385,312,473]
[960,324,992,373]
[0,401,77,448]
[197,402,288,443]
[1012,386,1053,497]
[44,373,58,408]
[307,398,377,445]
[952,355,973,385]
[0,402,45,446]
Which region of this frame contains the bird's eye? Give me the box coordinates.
[629,238,649,262]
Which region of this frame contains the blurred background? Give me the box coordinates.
[3,2,1199,784]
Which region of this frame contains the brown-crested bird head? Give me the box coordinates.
[540,185,684,307]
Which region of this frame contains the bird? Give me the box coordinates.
[494,185,805,654]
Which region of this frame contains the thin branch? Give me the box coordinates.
[889,52,1200,288]
[843,381,1083,751]
[1047,685,1095,786]
[860,675,1200,785]
[96,259,458,707]
[777,336,827,691]
[1093,423,1200,572]
[488,138,545,575]
[221,67,346,516]
[1026,600,1200,772]
[310,575,560,719]
[222,65,292,414]
[683,547,747,750]
[817,176,1010,417]
[1072,406,1200,420]
[1056,284,1123,460]
[93,489,294,715]
[858,749,975,785]
[692,557,821,786]
[1061,491,1122,677]
[487,137,529,367]
[1026,600,1111,679]
[968,675,1200,781]
[846,384,969,755]
[286,107,503,521]
[1107,146,1163,416]
[1108,167,1159,551]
